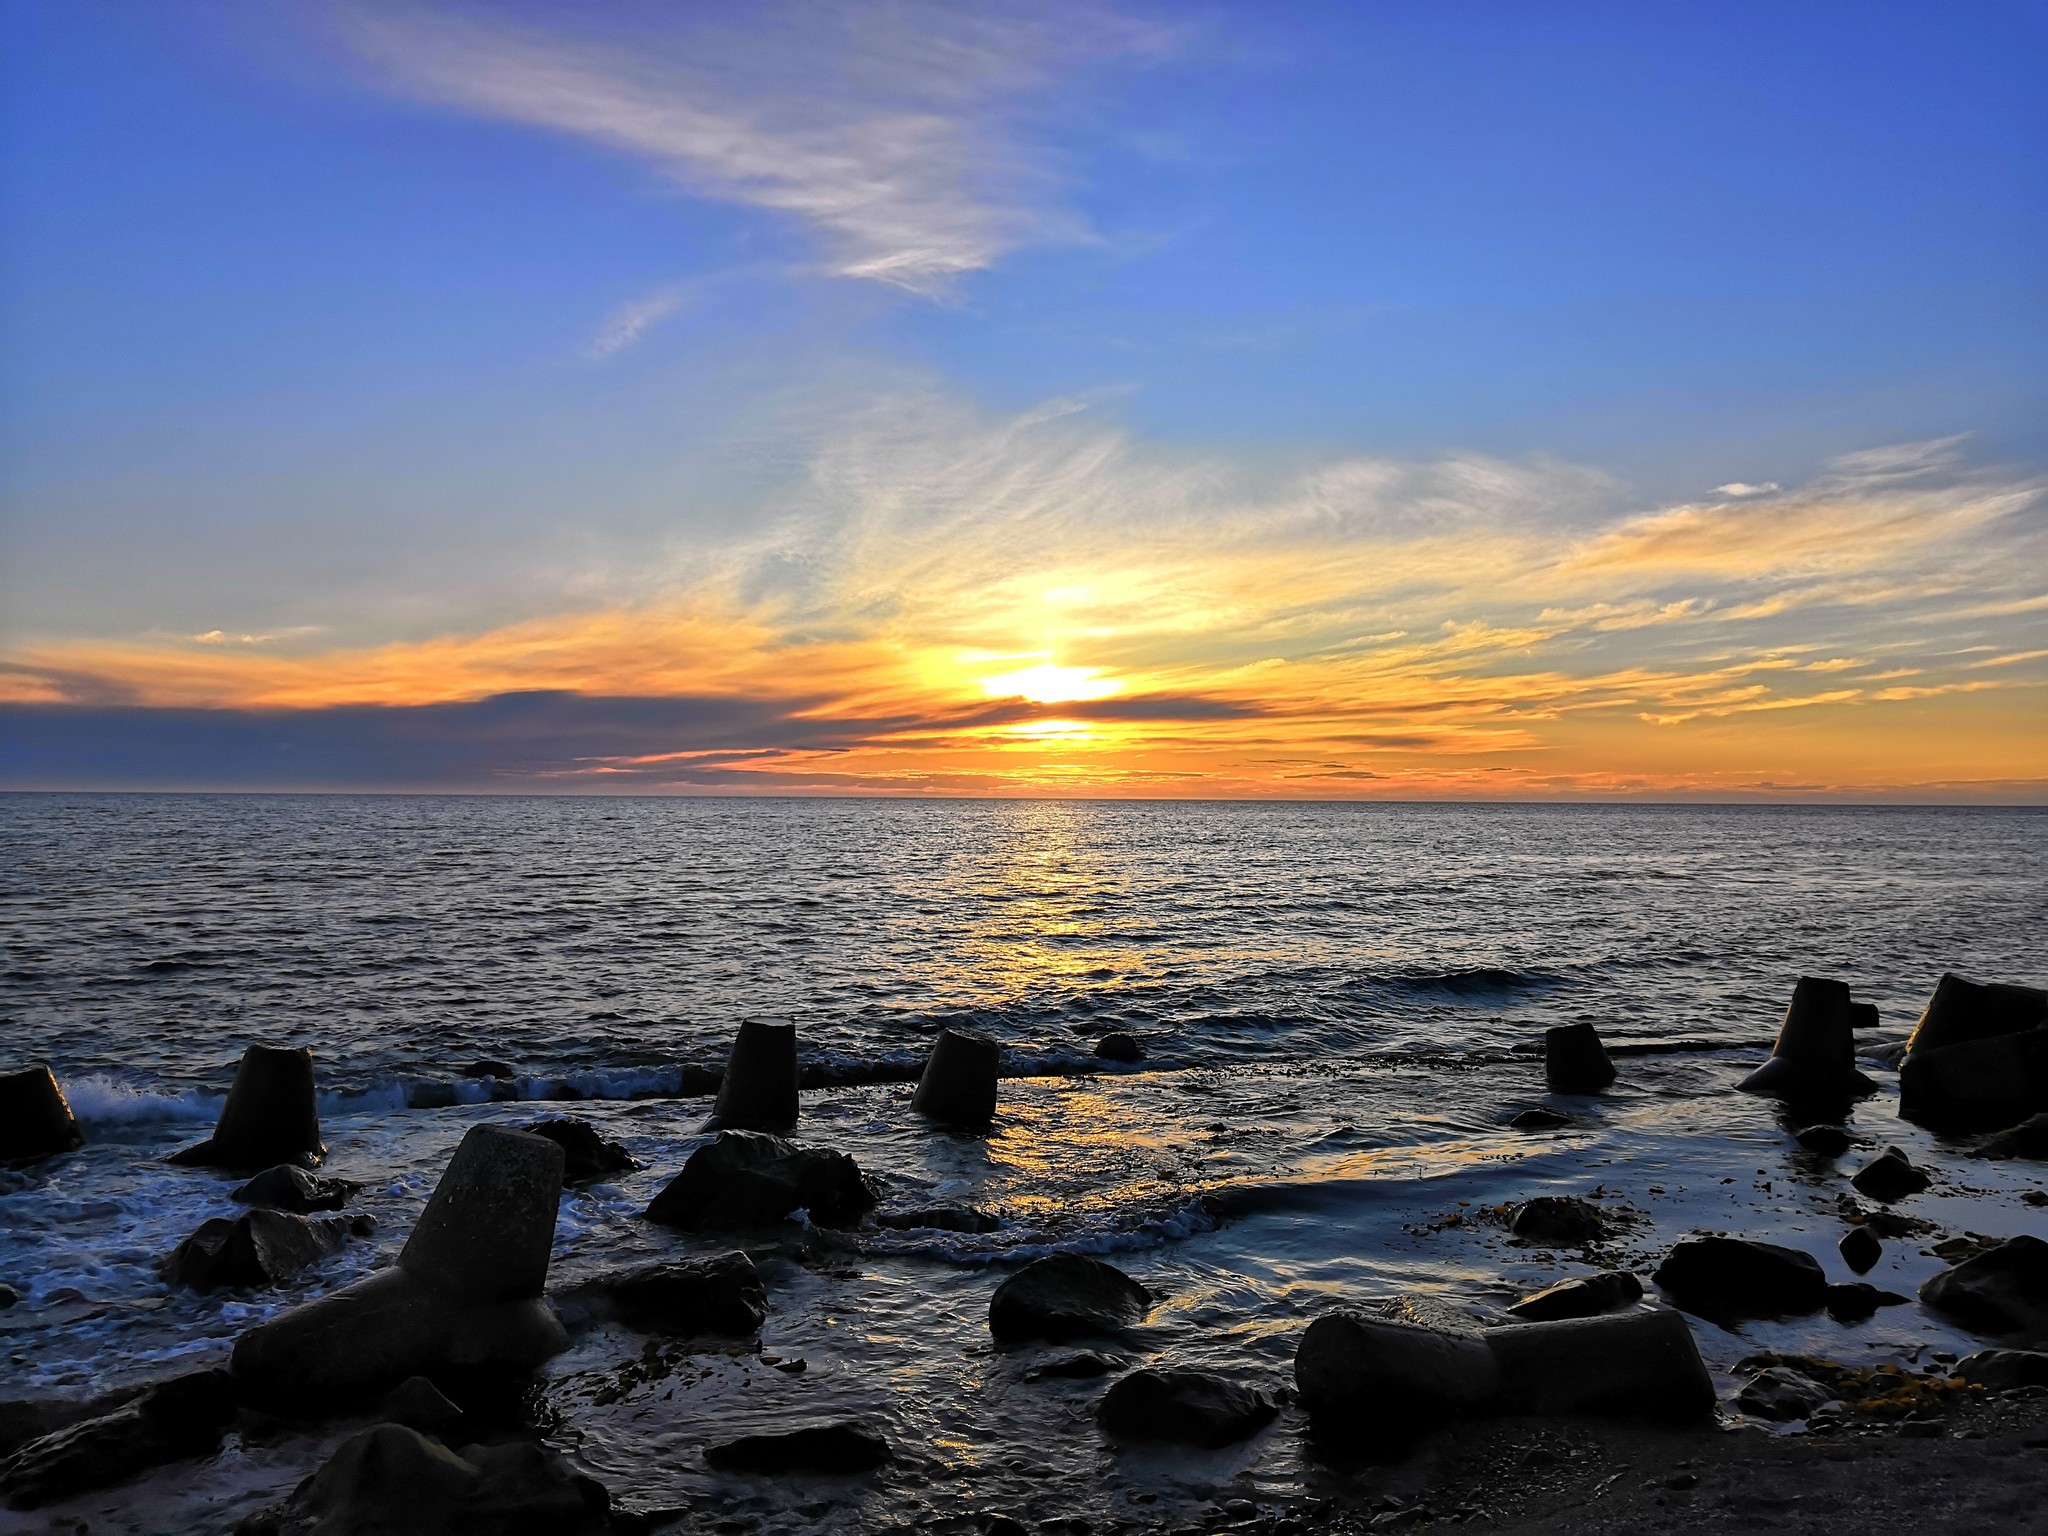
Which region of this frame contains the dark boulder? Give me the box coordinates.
[1849,1146,1931,1203]
[233,1164,361,1213]
[569,1254,767,1337]
[1092,1033,1144,1064]
[1542,1023,1615,1094]
[1898,973,2048,1132]
[876,1205,1000,1234]
[0,1285,14,1309]
[0,1066,84,1163]
[711,1020,799,1132]
[1919,1235,2048,1345]
[989,1254,1151,1344]
[1824,1282,1907,1324]
[1652,1237,1828,1322]
[1506,1271,1642,1322]
[167,1210,355,1291]
[645,1131,874,1231]
[1794,1124,1852,1158]
[1509,1196,1606,1247]
[1975,1113,2048,1160]
[704,1419,891,1475]
[462,1060,516,1080]
[912,1028,1000,1128]
[1957,1349,2048,1392]
[1738,977,1877,1101]
[0,1370,237,1508]
[1838,1226,1882,1275]
[523,1117,636,1185]
[1735,1365,1833,1422]
[168,1045,326,1170]
[376,1375,469,1437]
[1508,1108,1573,1130]
[1097,1368,1277,1448]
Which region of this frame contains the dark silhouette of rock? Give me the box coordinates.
[1736,1365,1833,1421]
[1506,1271,1642,1322]
[523,1117,636,1185]
[0,1066,84,1163]
[1898,972,2048,1132]
[1652,1237,1828,1322]
[876,1205,1000,1233]
[463,1060,516,1080]
[704,1419,891,1475]
[912,1028,1000,1128]
[711,1020,799,1132]
[1097,1368,1277,1448]
[376,1375,468,1437]
[1975,1112,2048,1160]
[1025,1352,1125,1381]
[1849,1145,1932,1203]
[644,1131,874,1231]
[571,1253,767,1337]
[230,1125,569,1406]
[1919,1235,2048,1344]
[1825,1282,1907,1323]
[1794,1124,1852,1157]
[0,1285,14,1309]
[168,1045,325,1170]
[1093,1033,1144,1064]
[1509,1196,1606,1247]
[1849,1002,1880,1030]
[1957,1349,2048,1391]
[989,1254,1152,1344]
[406,1081,460,1110]
[1738,977,1877,1101]
[233,1165,361,1213]
[1838,1225,1882,1275]
[1485,1308,1713,1419]
[1509,1108,1573,1130]
[0,1370,237,1508]
[241,1422,611,1535]
[167,1210,354,1291]
[1542,1023,1616,1094]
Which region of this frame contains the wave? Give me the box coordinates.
[63,1074,218,1124]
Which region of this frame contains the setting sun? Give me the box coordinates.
[976,663,1121,706]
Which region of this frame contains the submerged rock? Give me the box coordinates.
[704,1420,891,1475]
[0,1066,84,1164]
[876,1205,1000,1234]
[167,1209,356,1291]
[1508,1108,1573,1130]
[1542,1023,1616,1094]
[1824,1282,1908,1324]
[1738,977,1878,1102]
[644,1131,874,1231]
[1897,972,2048,1132]
[1092,1033,1145,1064]
[989,1255,1152,1344]
[1919,1235,2048,1344]
[0,1370,237,1508]
[233,1165,361,1214]
[1838,1225,1883,1275]
[1097,1368,1278,1448]
[1849,1145,1932,1203]
[1025,1352,1126,1381]
[1652,1237,1828,1322]
[1736,1365,1834,1422]
[462,1059,517,1080]
[1975,1112,2048,1160]
[1509,1196,1607,1247]
[1506,1271,1642,1322]
[1794,1124,1853,1158]
[168,1045,326,1170]
[523,1117,636,1185]
[568,1253,767,1337]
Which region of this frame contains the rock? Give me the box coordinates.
[0,1285,15,1309]
[1097,1368,1278,1448]
[1898,973,2048,1132]
[1957,1349,2048,1391]
[989,1255,1152,1344]
[1976,1113,2048,1160]
[1542,1023,1616,1094]
[0,1066,85,1163]
[1509,1196,1606,1247]
[1506,1271,1642,1322]
[523,1117,637,1185]
[704,1419,891,1475]
[407,1081,459,1110]
[572,1254,767,1337]
[1849,1145,1931,1202]
[1652,1237,1828,1322]
[463,1060,516,1080]
[1736,1365,1834,1421]
[233,1165,361,1213]
[1738,977,1878,1101]
[1850,1002,1880,1030]
[167,1210,354,1291]
[1838,1226,1882,1275]
[377,1375,468,1437]
[1092,1033,1144,1064]
[644,1131,874,1231]
[168,1045,326,1170]
[245,1422,611,1535]
[711,1020,799,1132]
[912,1028,1001,1128]
[1919,1235,2048,1345]
[1508,1108,1572,1130]
[1025,1352,1125,1381]
[230,1125,569,1406]
[1794,1124,1852,1157]
[1824,1282,1907,1323]
[1485,1308,1714,1419]
[876,1205,1000,1234]
[0,1370,237,1508]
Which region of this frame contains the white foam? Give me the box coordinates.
[63,1074,219,1125]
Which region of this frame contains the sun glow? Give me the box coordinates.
[976,663,1119,704]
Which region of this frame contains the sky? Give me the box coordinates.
[1,0,2044,799]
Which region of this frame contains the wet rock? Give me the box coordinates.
[1838,1226,1882,1275]
[0,1285,15,1309]
[572,1254,767,1337]
[1506,1271,1642,1322]
[167,1209,354,1291]
[704,1419,891,1475]
[1898,972,2048,1132]
[1957,1349,2048,1391]
[1652,1236,1828,1321]
[0,1370,237,1508]
[979,1516,1030,1536]
[242,1422,611,1535]
[912,1027,1000,1128]
[1849,1145,1932,1203]
[1025,1352,1125,1381]
[1509,1196,1606,1247]
[1919,1235,2048,1344]
[377,1376,468,1437]
[1508,1108,1572,1130]
[1823,1282,1908,1323]
[644,1131,875,1231]
[463,1060,516,1080]
[1736,1366,1834,1421]
[168,1045,326,1170]
[876,1205,1000,1234]
[523,1117,637,1185]
[989,1254,1152,1344]
[1738,977,1878,1101]
[233,1164,361,1213]
[1092,1033,1144,1064]
[1542,1023,1616,1094]
[711,1020,799,1132]
[1794,1124,1852,1157]
[1097,1368,1278,1448]
[1975,1113,2048,1160]
[407,1081,459,1110]
[0,1065,84,1163]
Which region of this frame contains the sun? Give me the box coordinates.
[977,663,1119,705]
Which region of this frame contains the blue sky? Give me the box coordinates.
[1,1,2043,796]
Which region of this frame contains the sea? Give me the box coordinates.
[1,795,2044,1532]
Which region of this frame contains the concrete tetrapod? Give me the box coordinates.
[711,1020,799,1132]
[1738,977,1877,1101]
[1898,972,2048,1132]
[230,1124,568,1407]
[168,1045,325,1170]
[1543,1023,1617,1094]
[0,1065,84,1163]
[911,1027,1000,1129]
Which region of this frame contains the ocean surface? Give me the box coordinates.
[2,795,2044,1532]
